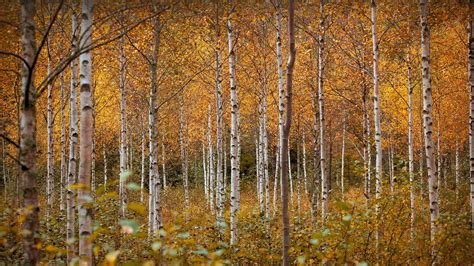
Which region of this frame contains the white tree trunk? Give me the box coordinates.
[276,0,284,206]
[60,73,66,211]
[202,142,208,201]
[179,97,189,211]
[140,123,145,202]
[273,148,279,216]
[228,2,240,244]
[103,146,107,191]
[437,119,441,191]
[318,0,327,223]
[119,31,128,219]
[302,130,308,194]
[78,0,94,262]
[148,9,162,237]
[468,0,474,242]
[207,105,215,212]
[420,0,440,260]
[288,139,293,206]
[371,0,383,203]
[407,52,416,245]
[341,116,346,196]
[67,1,79,261]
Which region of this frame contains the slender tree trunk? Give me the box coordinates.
[140,123,145,202]
[67,1,79,260]
[296,127,301,216]
[203,142,208,201]
[273,148,279,216]
[228,1,240,245]
[288,138,293,206]
[179,96,189,211]
[468,0,474,243]
[103,146,107,191]
[208,105,215,212]
[407,52,416,247]
[119,30,128,219]
[214,4,224,223]
[19,0,39,262]
[437,118,441,191]
[282,0,295,263]
[258,119,264,213]
[318,0,327,224]
[148,6,162,237]
[341,115,346,196]
[302,130,308,194]
[60,73,66,211]
[311,92,320,224]
[276,0,284,206]
[420,0,440,261]
[77,0,94,262]
[371,0,383,203]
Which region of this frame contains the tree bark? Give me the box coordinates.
[228,0,240,245]
[67,1,79,260]
[179,96,189,211]
[281,0,295,263]
[119,26,128,219]
[78,0,94,262]
[420,0,440,261]
[468,0,474,243]
[140,122,145,202]
[208,105,215,211]
[19,0,39,263]
[318,0,328,224]
[341,115,346,196]
[371,0,383,202]
[148,7,162,237]
[407,51,416,246]
[60,73,66,211]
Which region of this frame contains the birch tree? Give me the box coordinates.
[420,0,439,260]
[276,0,284,206]
[148,6,162,236]
[208,105,215,211]
[341,115,346,196]
[46,43,54,215]
[119,17,128,219]
[140,122,145,202]
[228,0,240,245]
[468,0,474,242]
[179,95,189,211]
[67,0,79,260]
[77,0,94,262]
[318,0,328,223]
[60,73,66,211]
[371,0,382,204]
[407,51,415,245]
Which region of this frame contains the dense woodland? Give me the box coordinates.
[0,0,473,264]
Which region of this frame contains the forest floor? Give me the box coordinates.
[0,178,473,264]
